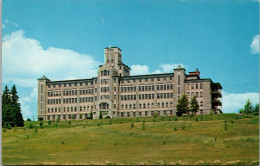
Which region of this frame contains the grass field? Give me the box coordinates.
[2,114,259,165]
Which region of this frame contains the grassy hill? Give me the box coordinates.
[2,114,259,165]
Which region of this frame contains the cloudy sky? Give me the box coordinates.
[2,0,259,120]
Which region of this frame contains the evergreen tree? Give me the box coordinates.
[244,99,253,116]
[190,96,199,115]
[89,111,93,119]
[2,85,24,127]
[254,104,259,113]
[2,85,11,106]
[176,94,189,116]
[99,111,103,119]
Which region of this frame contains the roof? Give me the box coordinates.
[119,63,131,70]
[47,77,97,84]
[174,65,186,71]
[38,75,50,81]
[212,82,223,89]
[105,46,122,51]
[117,73,174,80]
[185,78,212,83]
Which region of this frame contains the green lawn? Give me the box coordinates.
[2,114,259,165]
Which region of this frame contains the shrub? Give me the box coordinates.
[152,119,158,122]
[26,135,29,139]
[13,125,17,132]
[195,118,198,122]
[161,116,164,121]
[163,141,166,145]
[68,121,71,125]
[53,123,58,128]
[27,118,31,121]
[136,117,139,122]
[56,117,60,122]
[72,115,76,120]
[79,114,83,119]
[28,123,34,129]
[83,124,86,128]
[153,112,158,118]
[39,121,43,126]
[230,120,234,124]
[34,126,38,133]
[109,118,112,125]
[48,120,51,125]
[61,141,65,144]
[130,123,134,129]
[2,128,6,132]
[4,122,12,129]
[99,111,103,119]
[97,122,102,126]
[189,114,194,118]
[173,116,178,121]
[105,116,111,119]
[142,120,146,130]
[174,126,178,131]
[181,124,186,130]
[224,120,228,131]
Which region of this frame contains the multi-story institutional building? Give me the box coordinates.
[38,47,222,121]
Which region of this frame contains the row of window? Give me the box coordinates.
[79,97,94,103]
[157,93,174,99]
[187,92,203,98]
[48,81,94,88]
[187,83,203,90]
[120,101,174,110]
[117,110,173,117]
[101,87,109,92]
[48,105,94,113]
[48,99,61,105]
[48,91,62,97]
[120,77,173,84]
[79,89,94,95]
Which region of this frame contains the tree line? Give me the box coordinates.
[2,85,24,128]
[239,99,259,115]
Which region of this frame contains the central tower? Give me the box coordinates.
[96,47,130,118]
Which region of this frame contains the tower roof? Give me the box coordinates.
[38,75,50,81]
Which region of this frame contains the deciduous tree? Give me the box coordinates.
[176,94,189,116]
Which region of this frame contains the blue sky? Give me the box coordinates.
[2,0,259,120]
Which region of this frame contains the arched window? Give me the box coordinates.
[129,104,132,109]
[200,101,203,107]
[170,102,173,107]
[125,104,128,109]
[166,102,168,107]
[147,103,150,108]
[158,103,160,108]
[143,103,146,108]
[121,104,124,109]
[162,102,164,108]
[152,103,154,108]
[139,104,142,109]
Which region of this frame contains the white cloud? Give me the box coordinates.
[130,63,188,75]
[222,91,259,113]
[2,30,101,86]
[2,29,101,120]
[130,65,150,75]
[250,34,259,54]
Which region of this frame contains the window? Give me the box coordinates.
[187,84,190,90]
[200,92,203,97]
[191,84,194,89]
[200,101,203,107]
[178,87,180,94]
[196,92,198,97]
[196,83,198,89]
[178,75,180,85]
[200,83,203,89]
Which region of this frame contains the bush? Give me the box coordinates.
[68,121,71,125]
[56,117,60,122]
[2,128,6,132]
[61,141,65,144]
[13,125,17,132]
[97,122,102,126]
[153,112,158,118]
[72,115,76,120]
[181,124,186,130]
[83,124,86,128]
[189,114,194,118]
[39,121,43,127]
[27,118,31,121]
[48,120,51,125]
[53,123,58,128]
[28,123,34,129]
[174,126,178,131]
[152,119,158,122]
[142,120,146,130]
[34,126,38,133]
[161,116,164,121]
[195,118,198,122]
[105,116,111,119]
[136,117,139,122]
[173,116,178,121]
[4,122,12,129]
[109,118,112,125]
[130,123,134,129]
[163,141,166,145]
[99,111,103,119]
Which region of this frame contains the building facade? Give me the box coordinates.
[38,47,222,121]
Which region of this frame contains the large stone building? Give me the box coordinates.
[37,47,222,121]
